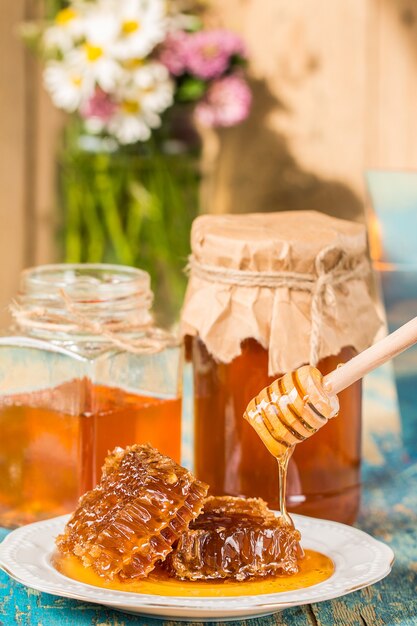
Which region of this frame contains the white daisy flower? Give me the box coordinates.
[43,7,85,53]
[110,0,168,60]
[107,63,173,144]
[81,0,120,48]
[43,60,94,112]
[68,42,122,92]
[131,62,174,113]
[107,99,161,143]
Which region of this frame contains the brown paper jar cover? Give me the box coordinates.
[181,211,382,375]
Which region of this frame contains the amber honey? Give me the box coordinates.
[191,337,361,524]
[0,380,181,528]
[53,549,334,596]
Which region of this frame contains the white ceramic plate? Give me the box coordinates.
[0,514,394,622]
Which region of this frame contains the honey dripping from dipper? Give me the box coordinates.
[244,365,339,527]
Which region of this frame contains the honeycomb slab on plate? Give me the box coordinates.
[56,444,208,581]
[165,495,301,581]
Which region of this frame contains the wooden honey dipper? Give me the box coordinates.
[244,316,417,459]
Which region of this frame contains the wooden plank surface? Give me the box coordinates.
[32,67,62,267]
[0,0,59,327]
[0,0,27,326]
[202,0,417,221]
[375,0,417,168]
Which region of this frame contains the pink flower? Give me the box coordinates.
[195,75,252,128]
[159,31,188,76]
[80,89,117,123]
[185,29,246,80]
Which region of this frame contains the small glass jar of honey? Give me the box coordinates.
[182,211,381,525]
[0,264,182,528]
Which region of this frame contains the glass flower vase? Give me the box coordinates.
[59,117,201,326]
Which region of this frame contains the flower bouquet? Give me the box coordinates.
[28,0,251,323]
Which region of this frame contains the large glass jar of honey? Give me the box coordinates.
[0,264,181,528]
[182,212,381,525]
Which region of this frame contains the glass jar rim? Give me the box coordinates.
[20,263,151,301]
[9,263,180,352]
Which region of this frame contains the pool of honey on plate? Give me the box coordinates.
[53,550,334,597]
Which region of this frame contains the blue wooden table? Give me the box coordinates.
[1,366,417,626]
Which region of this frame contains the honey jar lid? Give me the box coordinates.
[181,211,382,375]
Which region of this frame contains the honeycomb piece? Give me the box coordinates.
[56,444,208,581]
[165,495,301,581]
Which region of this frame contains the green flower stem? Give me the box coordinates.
[126,180,148,245]
[95,156,135,266]
[146,154,187,303]
[64,176,82,263]
[82,182,105,262]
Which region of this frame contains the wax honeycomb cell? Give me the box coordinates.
[165,496,301,581]
[56,444,208,581]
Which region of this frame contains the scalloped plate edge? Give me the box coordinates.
[0,514,395,620]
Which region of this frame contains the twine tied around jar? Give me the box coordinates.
[10,289,177,354]
[186,245,370,366]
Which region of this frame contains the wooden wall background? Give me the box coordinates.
[202,0,417,218]
[0,0,61,326]
[2,0,417,322]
